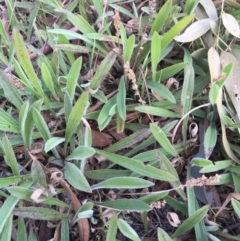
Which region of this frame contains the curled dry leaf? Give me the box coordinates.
[166,77,179,90]
[30,188,48,203]
[188,122,198,138]
[166,212,181,227]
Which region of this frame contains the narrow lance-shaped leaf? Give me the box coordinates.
[150,0,172,35]
[157,228,172,241]
[95,149,177,182]
[117,77,126,120]
[124,35,135,63]
[0,71,23,110]
[91,177,154,190]
[61,218,70,241]
[0,180,32,234]
[66,56,82,103]
[117,218,141,241]
[12,207,72,221]
[204,122,217,159]
[2,135,19,176]
[65,91,89,146]
[171,205,209,238]
[89,49,118,91]
[13,28,44,98]
[151,32,161,82]
[0,109,20,133]
[161,14,194,50]
[150,124,178,157]
[106,214,118,241]
[94,199,151,211]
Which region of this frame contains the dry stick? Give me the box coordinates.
[59,179,90,241]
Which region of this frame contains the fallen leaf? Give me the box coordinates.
[91,129,113,147]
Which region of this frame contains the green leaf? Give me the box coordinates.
[2,135,19,176]
[89,50,118,91]
[0,71,23,110]
[91,177,154,190]
[200,160,232,173]
[150,0,172,35]
[41,62,56,95]
[146,81,176,103]
[150,124,178,157]
[0,109,20,133]
[7,187,71,208]
[65,91,89,146]
[19,101,29,147]
[106,214,118,241]
[192,158,212,167]
[95,149,177,182]
[135,106,180,118]
[12,207,72,221]
[184,0,201,14]
[117,218,141,241]
[86,169,131,180]
[66,56,82,102]
[232,199,240,218]
[61,219,70,241]
[32,108,51,141]
[31,160,48,189]
[13,28,44,98]
[161,14,195,50]
[124,35,135,62]
[0,175,31,189]
[98,95,117,131]
[66,146,95,160]
[64,162,91,193]
[209,84,220,104]
[45,137,65,153]
[17,217,27,241]
[0,180,32,234]
[94,199,151,211]
[117,77,126,120]
[158,152,186,200]
[151,32,161,82]
[171,205,209,238]
[139,191,169,204]
[147,62,187,82]
[23,99,43,149]
[217,62,234,88]
[0,215,12,241]
[157,227,172,241]
[204,123,217,159]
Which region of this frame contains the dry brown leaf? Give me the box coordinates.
[91,129,113,147]
[53,222,61,241]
